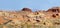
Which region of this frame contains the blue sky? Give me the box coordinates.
[0,0,60,11]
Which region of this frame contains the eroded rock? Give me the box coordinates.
[47,7,60,13]
[21,8,32,12]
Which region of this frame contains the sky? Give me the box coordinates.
[0,0,60,11]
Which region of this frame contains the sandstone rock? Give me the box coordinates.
[0,7,60,26]
[21,8,32,12]
[0,16,7,24]
[47,7,60,13]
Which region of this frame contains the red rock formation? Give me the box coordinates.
[47,7,60,13]
[46,7,60,18]
[21,8,32,12]
[0,16,7,24]
[0,7,60,26]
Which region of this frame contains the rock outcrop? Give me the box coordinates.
[0,7,60,27]
[21,8,32,12]
[47,7,60,13]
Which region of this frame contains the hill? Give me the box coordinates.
[0,7,60,28]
